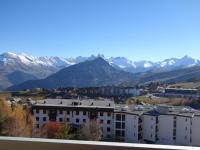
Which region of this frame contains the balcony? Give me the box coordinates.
[0,136,197,150]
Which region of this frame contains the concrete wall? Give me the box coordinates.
[143,115,156,143]
[125,114,139,143]
[157,115,175,145]
[191,116,200,146]
[176,116,191,146]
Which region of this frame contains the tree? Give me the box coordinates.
[58,123,71,139]
[78,120,102,141]
[41,121,61,138]
[0,99,10,135]
[5,104,34,137]
[40,121,71,139]
[0,98,34,137]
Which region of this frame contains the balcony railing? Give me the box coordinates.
[0,136,198,150]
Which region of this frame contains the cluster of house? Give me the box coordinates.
[7,97,35,106]
[76,86,141,97]
[154,88,200,99]
[32,99,200,146]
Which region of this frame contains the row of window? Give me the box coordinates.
[36,117,86,123]
[35,109,112,116]
[100,120,111,124]
[36,116,112,125]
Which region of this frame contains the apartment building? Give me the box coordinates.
[32,99,115,140]
[32,99,200,146]
[142,105,200,146]
[114,105,144,143]
[143,111,158,144]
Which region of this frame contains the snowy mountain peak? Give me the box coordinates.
[0,52,200,78]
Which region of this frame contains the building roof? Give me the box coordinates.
[32,99,200,117]
[33,99,115,109]
[114,104,152,115]
[143,105,197,117]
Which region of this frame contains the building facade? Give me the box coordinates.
[32,99,200,146]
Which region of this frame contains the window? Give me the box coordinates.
[173,121,176,128]
[116,130,120,136]
[83,119,86,123]
[100,112,103,116]
[36,124,39,128]
[107,112,111,117]
[76,111,79,115]
[107,120,111,124]
[185,118,188,122]
[116,114,121,121]
[116,122,121,128]
[67,111,70,115]
[43,117,46,121]
[76,118,79,123]
[122,115,125,121]
[36,117,39,121]
[107,127,111,132]
[36,109,39,114]
[173,129,176,136]
[121,131,125,137]
[122,123,125,129]
[83,111,86,115]
[185,127,187,131]
[67,118,70,122]
[43,109,46,114]
[59,118,63,122]
[100,120,104,124]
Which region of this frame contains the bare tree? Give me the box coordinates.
[78,119,102,141]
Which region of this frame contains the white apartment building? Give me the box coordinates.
[32,99,115,141]
[143,113,158,143]
[142,105,200,146]
[114,106,144,143]
[32,99,200,146]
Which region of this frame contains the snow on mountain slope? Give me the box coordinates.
[0,52,75,78]
[0,52,200,78]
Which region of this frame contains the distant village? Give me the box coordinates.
[10,83,200,105]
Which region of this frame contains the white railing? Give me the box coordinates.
[0,137,198,150]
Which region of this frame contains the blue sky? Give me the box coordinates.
[0,0,200,61]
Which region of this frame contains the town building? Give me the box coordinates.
[154,88,200,99]
[32,99,200,146]
[32,99,115,140]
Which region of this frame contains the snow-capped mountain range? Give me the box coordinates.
[0,52,200,79]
